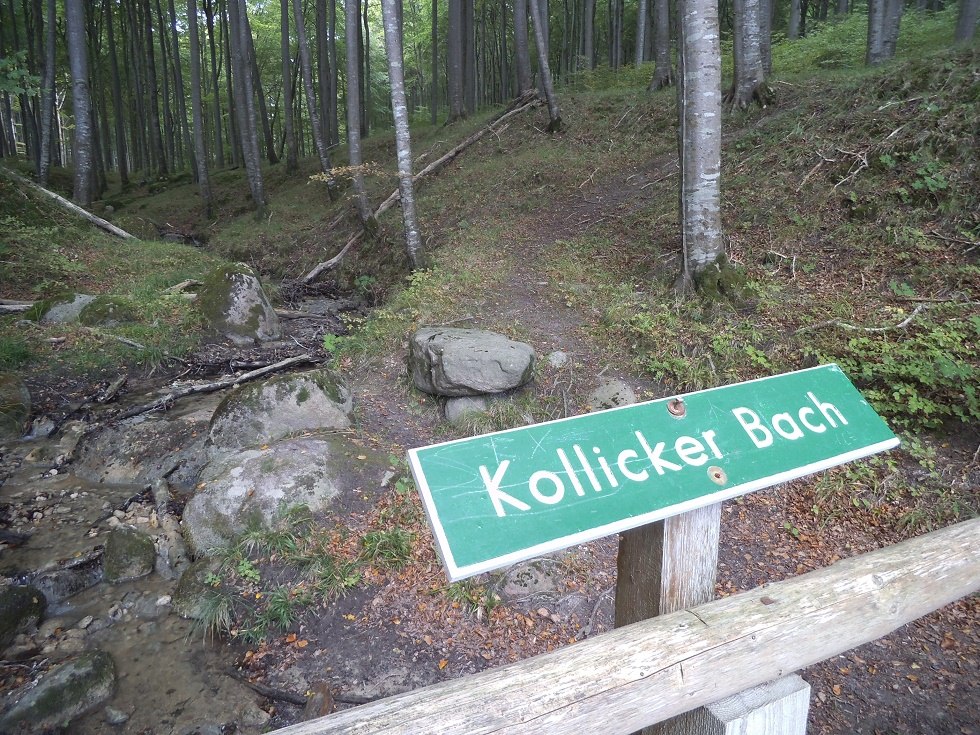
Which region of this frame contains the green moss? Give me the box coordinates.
[103,526,156,583]
[0,585,46,648]
[296,386,311,405]
[693,255,749,303]
[78,295,139,327]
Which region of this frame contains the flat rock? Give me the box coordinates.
[444,396,488,421]
[408,327,535,397]
[38,293,96,324]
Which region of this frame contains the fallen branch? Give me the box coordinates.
[0,166,138,240]
[302,232,364,283]
[794,303,927,335]
[227,669,377,707]
[115,353,314,420]
[0,300,34,314]
[303,92,539,283]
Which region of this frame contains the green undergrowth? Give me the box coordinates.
[0,178,224,380]
[197,479,425,643]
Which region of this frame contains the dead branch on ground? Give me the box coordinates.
[115,353,315,420]
[302,92,540,283]
[0,166,138,240]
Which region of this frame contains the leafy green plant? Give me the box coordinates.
[236,558,261,584]
[810,308,979,428]
[0,335,32,369]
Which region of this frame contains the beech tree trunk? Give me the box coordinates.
[514,0,534,90]
[292,0,333,181]
[227,0,266,214]
[649,0,671,89]
[381,0,425,268]
[188,0,212,214]
[582,0,595,69]
[345,0,373,223]
[677,0,724,289]
[867,0,902,64]
[65,0,94,205]
[635,0,649,65]
[729,0,768,109]
[204,0,225,167]
[789,0,802,38]
[282,0,298,173]
[38,0,56,184]
[431,0,439,123]
[528,0,561,131]
[447,0,466,120]
[955,0,978,43]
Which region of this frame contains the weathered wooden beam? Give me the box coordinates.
[270,518,979,735]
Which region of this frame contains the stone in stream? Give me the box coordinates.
[0,649,116,733]
[103,525,156,583]
[183,436,382,555]
[30,549,105,604]
[171,558,223,620]
[196,263,281,346]
[0,585,46,649]
[408,327,536,397]
[0,371,31,440]
[207,369,352,451]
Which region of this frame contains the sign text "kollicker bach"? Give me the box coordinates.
[408,364,898,581]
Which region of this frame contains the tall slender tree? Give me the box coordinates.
[955,0,978,43]
[188,0,212,214]
[346,0,374,223]
[381,0,425,267]
[528,0,560,130]
[203,0,225,167]
[65,0,94,204]
[281,0,298,173]
[447,0,466,120]
[635,0,649,65]
[729,0,768,108]
[292,0,334,183]
[38,0,56,184]
[514,0,533,90]
[676,0,724,290]
[649,0,671,89]
[430,0,439,121]
[227,0,266,214]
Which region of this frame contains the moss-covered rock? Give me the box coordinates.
[36,293,96,324]
[207,369,352,451]
[196,263,280,346]
[0,372,30,441]
[0,585,46,649]
[0,649,116,733]
[78,295,139,327]
[103,526,155,583]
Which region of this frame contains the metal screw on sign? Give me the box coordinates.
[708,466,728,485]
[667,398,686,418]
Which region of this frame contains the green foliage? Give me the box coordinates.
[0,336,32,369]
[360,528,415,569]
[0,51,39,95]
[808,308,980,428]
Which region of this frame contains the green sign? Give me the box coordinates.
[408,364,898,581]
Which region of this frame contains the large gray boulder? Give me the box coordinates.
[0,372,30,440]
[207,369,352,451]
[103,526,156,583]
[408,327,535,397]
[197,263,281,346]
[0,585,46,649]
[0,650,116,733]
[183,436,365,554]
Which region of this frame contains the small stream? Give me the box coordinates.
[1,387,271,733]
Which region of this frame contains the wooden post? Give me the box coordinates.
[615,504,722,735]
[657,676,810,735]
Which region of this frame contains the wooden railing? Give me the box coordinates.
[271,518,979,735]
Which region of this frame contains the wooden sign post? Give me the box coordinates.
[408,365,897,733]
